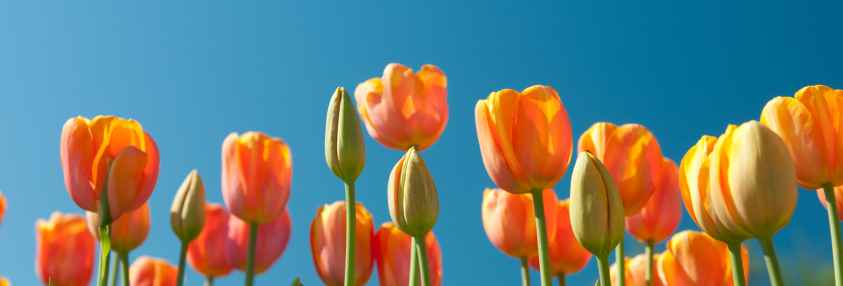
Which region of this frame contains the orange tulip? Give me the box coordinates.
[228,208,291,274]
[373,223,443,286]
[578,122,664,215]
[188,203,235,278]
[310,201,375,286]
[0,276,8,286]
[354,63,448,151]
[626,158,681,244]
[528,199,591,276]
[222,131,292,224]
[482,188,558,258]
[611,254,662,286]
[60,115,160,220]
[86,203,150,253]
[129,256,178,286]
[35,212,95,286]
[0,192,5,225]
[760,84,843,189]
[819,186,843,220]
[475,85,573,193]
[657,231,749,286]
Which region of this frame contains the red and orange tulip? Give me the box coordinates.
[626,158,681,244]
[310,201,375,286]
[86,203,150,253]
[578,122,664,215]
[222,131,292,224]
[130,256,178,286]
[481,188,558,258]
[528,199,591,278]
[60,115,159,220]
[228,208,292,274]
[354,63,448,151]
[475,85,573,194]
[374,223,443,286]
[657,231,749,286]
[187,203,235,279]
[36,212,96,286]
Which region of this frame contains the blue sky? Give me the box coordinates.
[1,0,842,285]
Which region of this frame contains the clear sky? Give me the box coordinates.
[1,0,842,285]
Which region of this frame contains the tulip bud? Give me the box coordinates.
[569,152,624,257]
[388,147,439,237]
[325,87,366,183]
[171,170,207,242]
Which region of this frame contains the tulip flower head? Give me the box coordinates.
[388,147,439,237]
[760,84,843,188]
[527,199,590,276]
[374,223,443,286]
[310,201,375,286]
[569,152,625,257]
[482,188,559,258]
[36,212,96,286]
[86,203,150,253]
[626,158,681,244]
[60,115,160,221]
[325,87,366,183]
[578,122,664,215]
[222,131,292,224]
[657,231,749,286]
[0,277,8,286]
[130,256,178,286]
[187,203,236,278]
[355,63,448,151]
[171,170,207,242]
[228,208,291,274]
[475,85,573,194]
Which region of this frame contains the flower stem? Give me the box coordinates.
[121,252,129,286]
[646,241,654,286]
[760,237,784,286]
[415,236,431,286]
[97,224,112,286]
[616,237,625,286]
[530,188,552,286]
[597,255,611,286]
[110,253,118,286]
[345,182,357,286]
[557,273,565,286]
[520,257,531,286]
[177,241,188,286]
[205,276,215,286]
[824,183,843,286]
[409,236,420,286]
[245,222,259,286]
[727,241,747,286]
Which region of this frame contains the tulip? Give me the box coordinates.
[475,85,572,286]
[228,208,291,276]
[170,170,207,286]
[481,188,558,286]
[0,277,8,286]
[354,63,448,151]
[188,203,236,283]
[569,152,624,286]
[611,254,662,286]
[36,212,96,286]
[761,84,843,286]
[657,231,749,286]
[374,223,443,286]
[527,199,590,286]
[310,201,374,286]
[130,256,177,286]
[86,203,150,286]
[0,192,5,226]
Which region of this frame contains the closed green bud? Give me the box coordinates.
[325,87,365,183]
[388,147,439,237]
[569,152,624,257]
[171,169,206,242]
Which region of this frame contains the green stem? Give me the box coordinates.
[205,276,215,286]
[530,189,552,286]
[597,255,611,286]
[121,252,129,286]
[415,236,431,286]
[177,241,188,286]
[646,241,654,286]
[409,236,420,286]
[110,253,118,286]
[824,183,843,286]
[616,238,625,286]
[345,182,357,286]
[520,257,531,286]
[557,273,565,286]
[245,222,259,286]
[97,224,112,286]
[760,237,784,286]
[727,242,747,286]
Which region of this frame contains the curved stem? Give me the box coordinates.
[110,253,118,286]
[557,273,565,286]
[727,242,747,286]
[645,241,654,286]
[760,237,784,286]
[415,236,431,286]
[824,183,843,286]
[205,276,214,286]
[597,255,612,286]
[176,241,188,286]
[121,252,129,286]
[345,182,357,286]
[520,257,531,286]
[409,236,420,286]
[616,238,625,286]
[245,222,259,286]
[530,188,552,286]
